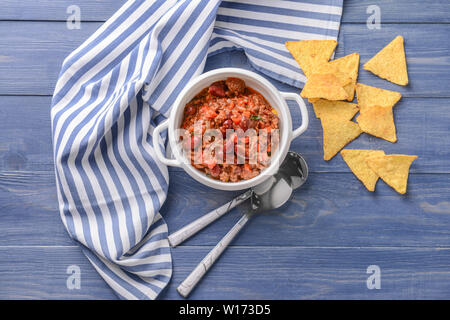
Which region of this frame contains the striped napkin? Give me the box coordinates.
[51,0,343,299]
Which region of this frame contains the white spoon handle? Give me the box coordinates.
[168,190,252,247]
[177,213,251,298]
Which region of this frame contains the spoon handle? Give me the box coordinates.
[177,213,251,298]
[168,190,252,247]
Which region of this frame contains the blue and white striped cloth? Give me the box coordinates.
[51,0,343,299]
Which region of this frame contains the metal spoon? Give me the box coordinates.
[176,152,308,298]
[168,152,308,247]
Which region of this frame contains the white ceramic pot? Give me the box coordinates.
[153,68,308,191]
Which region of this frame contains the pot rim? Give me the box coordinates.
[158,67,307,191]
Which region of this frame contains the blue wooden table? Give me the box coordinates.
[1,0,450,299]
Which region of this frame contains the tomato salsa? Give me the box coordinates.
[180,77,280,182]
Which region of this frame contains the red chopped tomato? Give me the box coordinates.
[237,99,246,107]
[205,110,218,118]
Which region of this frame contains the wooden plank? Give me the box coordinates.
[0,246,116,299]
[0,170,73,246]
[168,246,450,300]
[290,96,450,174]
[0,22,100,96]
[0,22,449,97]
[0,0,448,301]
[1,0,449,23]
[1,170,450,248]
[163,171,450,248]
[0,0,121,21]
[1,246,450,299]
[335,25,450,98]
[1,96,448,175]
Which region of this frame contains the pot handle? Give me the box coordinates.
[152,119,182,167]
[280,92,309,139]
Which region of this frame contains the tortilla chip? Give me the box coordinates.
[311,99,359,121]
[301,73,349,100]
[340,149,385,191]
[330,53,360,101]
[311,63,353,86]
[285,40,338,77]
[356,83,402,108]
[366,155,418,194]
[321,117,362,161]
[356,105,397,143]
[342,83,356,101]
[364,36,408,86]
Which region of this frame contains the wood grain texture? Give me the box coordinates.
[1,170,450,248]
[1,96,448,175]
[0,96,53,172]
[343,0,450,23]
[0,0,121,21]
[0,170,72,246]
[0,22,449,96]
[1,246,450,299]
[163,171,450,248]
[1,0,449,23]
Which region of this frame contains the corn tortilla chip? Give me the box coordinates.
[366,155,418,194]
[311,99,359,121]
[342,83,356,101]
[311,63,353,87]
[364,36,408,86]
[340,149,385,191]
[301,73,349,100]
[285,40,337,77]
[356,83,402,108]
[330,53,360,101]
[356,105,397,143]
[321,117,362,161]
